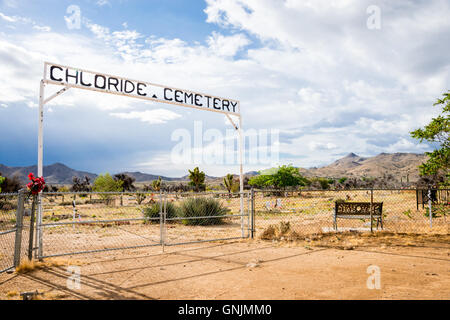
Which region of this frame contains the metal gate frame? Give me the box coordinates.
[34,191,254,260]
[36,62,246,262]
[162,191,253,247]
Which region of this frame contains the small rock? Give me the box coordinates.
[246,262,259,268]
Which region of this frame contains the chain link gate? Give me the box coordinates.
[34,191,253,259]
[0,191,26,274]
[162,192,252,247]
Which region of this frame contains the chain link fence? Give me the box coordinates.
[1,189,448,267]
[0,192,30,274]
[252,189,450,238]
[37,191,251,258]
[0,193,17,273]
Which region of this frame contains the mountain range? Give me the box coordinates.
[0,163,216,185]
[0,152,427,185]
[299,152,427,182]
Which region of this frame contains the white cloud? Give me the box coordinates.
[32,25,51,32]
[0,11,51,32]
[385,138,429,153]
[207,32,250,57]
[0,103,8,108]
[0,1,449,174]
[110,109,182,124]
[0,12,17,22]
[96,0,110,7]
[308,141,338,151]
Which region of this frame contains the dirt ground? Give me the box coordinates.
[0,233,449,300]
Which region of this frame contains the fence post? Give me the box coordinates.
[36,193,44,260]
[159,190,163,246]
[239,191,244,238]
[14,189,26,268]
[72,196,78,234]
[428,187,432,229]
[246,193,250,238]
[251,188,255,239]
[28,194,37,261]
[370,188,373,233]
[163,193,167,252]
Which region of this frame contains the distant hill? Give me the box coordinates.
[299,152,427,182]
[0,163,97,185]
[0,163,183,185]
[121,171,181,183]
[0,152,428,186]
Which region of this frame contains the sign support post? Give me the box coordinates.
[238,105,244,237]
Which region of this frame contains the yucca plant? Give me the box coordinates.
[223,174,233,193]
[179,197,230,225]
[142,201,179,223]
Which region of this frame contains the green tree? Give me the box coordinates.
[0,174,5,193]
[92,173,123,192]
[152,177,162,191]
[248,174,272,189]
[114,173,136,191]
[338,177,348,184]
[319,178,330,190]
[188,167,205,192]
[411,91,450,186]
[0,175,22,193]
[249,165,309,190]
[71,176,91,192]
[223,174,235,194]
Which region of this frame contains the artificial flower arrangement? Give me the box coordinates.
[26,172,46,195]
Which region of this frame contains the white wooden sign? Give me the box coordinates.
[43,62,240,115]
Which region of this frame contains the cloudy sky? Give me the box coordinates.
[0,0,449,177]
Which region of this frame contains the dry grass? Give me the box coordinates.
[15,257,82,274]
[259,223,450,250]
[260,221,301,241]
[6,290,18,297]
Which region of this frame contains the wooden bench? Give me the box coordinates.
[334,201,383,230]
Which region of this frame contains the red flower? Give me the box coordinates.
[26,172,45,195]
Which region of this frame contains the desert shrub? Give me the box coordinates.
[260,224,277,240]
[260,221,300,240]
[0,175,22,193]
[425,205,449,218]
[142,201,179,222]
[0,200,17,211]
[402,209,413,219]
[58,186,70,192]
[179,197,229,225]
[136,193,146,204]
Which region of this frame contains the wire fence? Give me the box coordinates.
[252,189,450,239]
[37,191,251,258]
[1,188,449,269]
[0,193,30,274]
[0,193,17,273]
